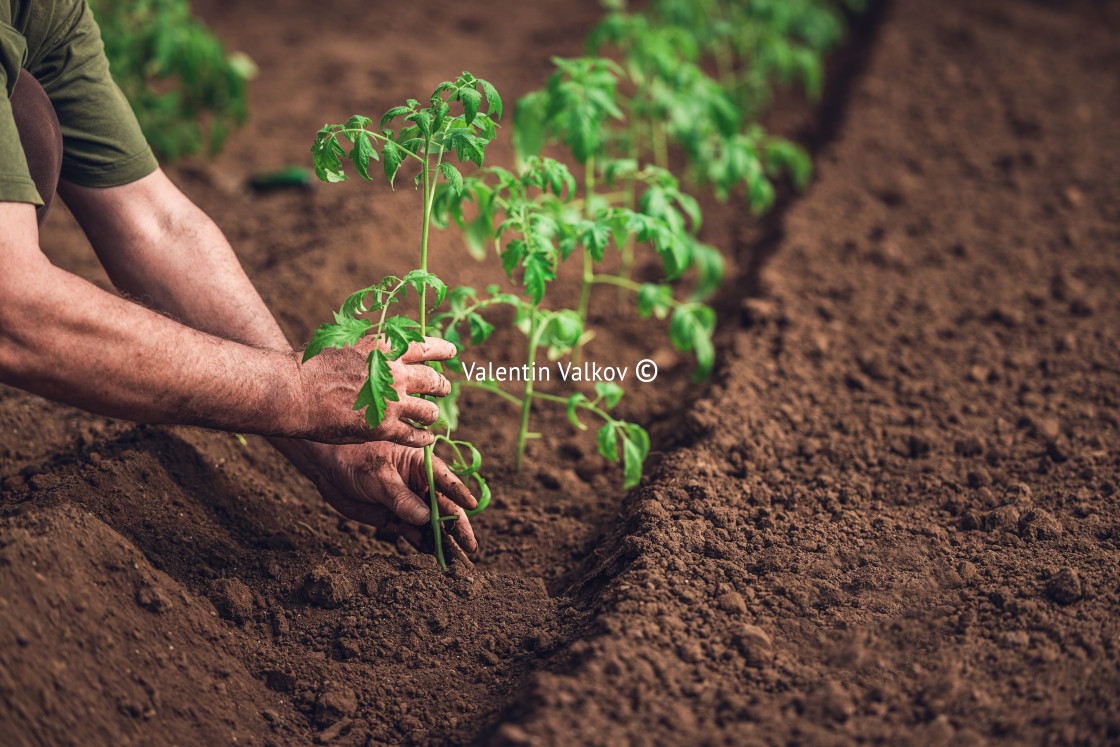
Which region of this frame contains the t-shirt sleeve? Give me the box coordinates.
[0,58,45,204]
[30,0,158,188]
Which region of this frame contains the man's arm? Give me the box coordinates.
[0,197,442,444]
[58,170,291,348]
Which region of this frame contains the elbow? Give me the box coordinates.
[0,260,55,381]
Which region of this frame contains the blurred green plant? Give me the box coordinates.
[90,0,255,160]
[512,0,863,364]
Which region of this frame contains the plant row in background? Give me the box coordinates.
[91,0,255,160]
[307,0,864,564]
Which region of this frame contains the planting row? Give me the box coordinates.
[306,1,863,566]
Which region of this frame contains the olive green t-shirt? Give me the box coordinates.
[1,0,157,205]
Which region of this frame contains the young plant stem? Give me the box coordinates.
[573,156,596,365]
[592,273,683,309]
[461,382,614,430]
[514,307,541,470]
[419,140,447,571]
[618,126,640,293]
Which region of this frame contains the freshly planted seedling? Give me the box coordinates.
[429,156,652,486]
[510,60,725,375]
[306,72,501,569]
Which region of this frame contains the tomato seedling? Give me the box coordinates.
[306,72,500,569]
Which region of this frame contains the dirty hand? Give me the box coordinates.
[304,441,478,553]
[293,336,454,446]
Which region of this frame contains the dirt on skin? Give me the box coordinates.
[3,0,1120,745]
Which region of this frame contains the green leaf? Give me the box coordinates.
[620,423,650,489]
[460,87,482,125]
[430,81,455,105]
[654,230,692,281]
[447,129,486,167]
[479,79,503,120]
[690,243,725,301]
[603,158,638,187]
[355,347,399,427]
[381,315,424,359]
[408,109,432,138]
[380,105,413,130]
[669,304,716,378]
[523,251,556,305]
[566,392,589,431]
[348,129,378,181]
[594,381,624,408]
[467,312,495,345]
[464,214,493,261]
[596,422,619,462]
[543,310,582,349]
[311,128,347,182]
[578,221,611,262]
[303,311,372,362]
[512,91,547,161]
[339,286,382,318]
[636,283,672,320]
[439,163,464,196]
[382,139,403,186]
[402,269,448,308]
[343,114,373,131]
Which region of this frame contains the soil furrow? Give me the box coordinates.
[484,0,1120,744]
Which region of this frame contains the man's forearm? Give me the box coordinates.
[0,250,303,435]
[58,172,323,465]
[60,171,292,351]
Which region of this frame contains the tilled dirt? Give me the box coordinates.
[3,0,1120,745]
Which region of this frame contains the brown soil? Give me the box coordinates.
[3,0,1120,745]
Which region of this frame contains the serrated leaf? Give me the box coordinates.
[303,313,372,362]
[339,286,382,318]
[690,243,725,301]
[311,129,347,183]
[430,81,455,105]
[578,221,611,262]
[523,251,556,305]
[380,105,413,130]
[669,304,716,378]
[479,79,502,120]
[355,348,399,427]
[402,270,448,309]
[349,130,378,181]
[460,87,482,125]
[408,109,432,138]
[654,230,692,281]
[344,114,373,131]
[439,163,464,196]
[594,381,624,408]
[382,315,424,359]
[382,139,403,186]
